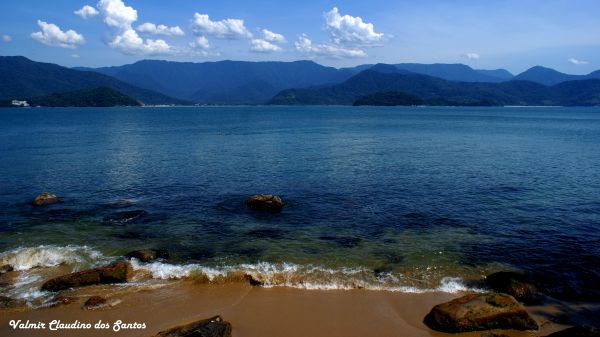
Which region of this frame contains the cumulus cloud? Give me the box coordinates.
[189,36,210,50]
[109,28,170,55]
[74,5,99,19]
[31,20,85,49]
[136,22,184,36]
[462,53,480,61]
[97,0,137,30]
[261,29,285,43]
[295,34,366,59]
[568,57,588,65]
[71,53,80,58]
[324,7,384,46]
[191,13,252,39]
[250,39,282,53]
[1,34,11,42]
[95,0,172,55]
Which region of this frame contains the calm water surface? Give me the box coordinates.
[0,106,599,298]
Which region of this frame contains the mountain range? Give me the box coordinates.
[1,55,599,106]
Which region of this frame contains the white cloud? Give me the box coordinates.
[74,5,99,19]
[136,22,184,36]
[97,0,137,30]
[568,57,588,65]
[109,28,170,55]
[295,34,366,59]
[462,53,480,61]
[1,34,11,42]
[189,36,210,50]
[31,20,85,49]
[71,54,80,58]
[250,39,282,53]
[261,29,285,43]
[191,13,252,39]
[324,7,384,46]
[94,0,172,55]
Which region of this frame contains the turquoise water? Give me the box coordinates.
[0,106,599,298]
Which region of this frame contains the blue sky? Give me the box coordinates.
[0,0,598,74]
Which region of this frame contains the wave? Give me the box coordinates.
[0,246,482,305]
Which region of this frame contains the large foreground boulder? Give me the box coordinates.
[41,261,131,292]
[544,326,600,337]
[31,192,58,206]
[486,271,540,304]
[244,194,283,213]
[423,293,538,333]
[152,316,231,337]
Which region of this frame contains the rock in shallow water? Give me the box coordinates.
[82,296,107,310]
[0,264,13,274]
[423,293,538,333]
[152,315,231,337]
[0,296,26,310]
[41,261,131,292]
[126,249,169,262]
[486,271,540,304]
[31,192,58,206]
[244,194,283,213]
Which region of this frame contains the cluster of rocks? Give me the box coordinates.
[423,271,599,336]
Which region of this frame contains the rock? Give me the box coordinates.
[244,194,283,213]
[103,210,147,223]
[152,315,232,337]
[0,264,13,274]
[486,271,540,304]
[126,249,169,262]
[423,293,539,333]
[0,296,26,310]
[544,326,600,337]
[31,192,58,206]
[41,261,131,292]
[82,296,107,310]
[244,274,263,286]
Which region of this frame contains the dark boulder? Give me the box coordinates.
[82,296,107,310]
[152,315,232,337]
[244,194,283,213]
[126,249,169,262]
[31,192,58,206]
[0,264,13,274]
[544,326,600,337]
[423,293,538,333]
[41,261,131,292]
[486,271,540,304]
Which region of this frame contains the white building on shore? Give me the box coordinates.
[11,100,30,107]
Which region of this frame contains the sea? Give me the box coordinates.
[1,106,599,304]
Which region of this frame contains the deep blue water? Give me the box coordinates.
[1,106,599,297]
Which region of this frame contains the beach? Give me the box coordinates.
[3,279,588,337]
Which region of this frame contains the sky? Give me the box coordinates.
[0,0,598,74]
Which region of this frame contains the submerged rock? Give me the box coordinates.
[0,296,26,310]
[544,326,600,337]
[244,194,283,213]
[103,210,147,223]
[0,264,13,274]
[82,296,107,310]
[41,261,131,292]
[423,293,538,333]
[47,295,77,308]
[486,271,540,304]
[126,249,169,262]
[152,315,232,337]
[31,192,58,206]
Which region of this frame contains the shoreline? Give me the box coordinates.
[1,281,584,337]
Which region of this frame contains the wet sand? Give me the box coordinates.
[1,281,576,337]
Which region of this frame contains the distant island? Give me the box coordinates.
[1,56,599,107]
[0,87,141,108]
